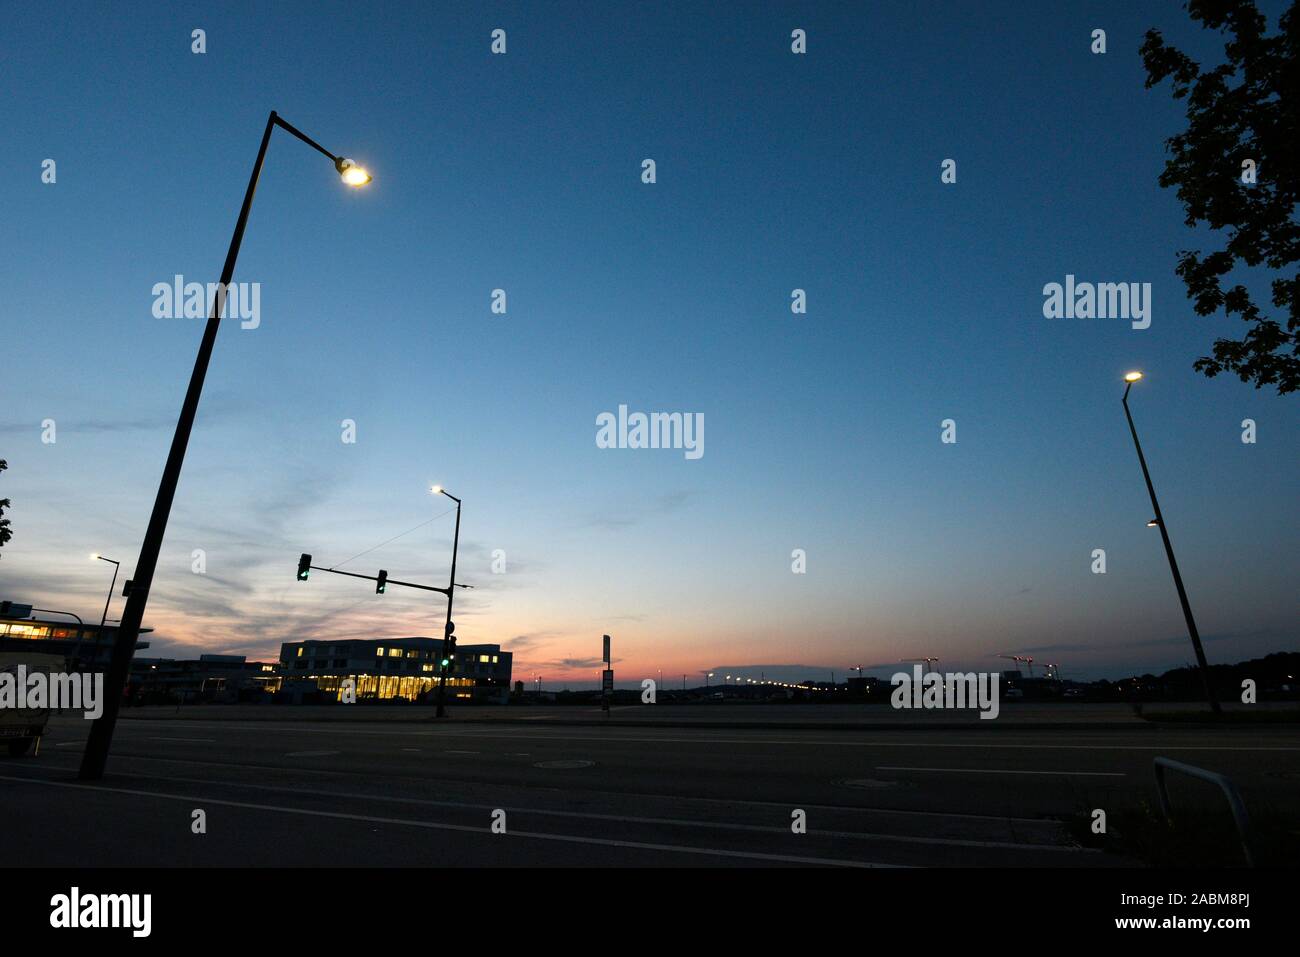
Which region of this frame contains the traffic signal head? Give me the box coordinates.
[297,553,311,581]
[445,620,455,637]
[376,569,388,594]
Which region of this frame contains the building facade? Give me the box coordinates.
[278,637,512,704]
[130,654,278,703]
[0,603,150,669]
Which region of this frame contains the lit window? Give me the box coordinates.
[376,647,384,656]
[388,648,402,658]
[479,655,490,663]
[296,647,303,657]
[491,655,498,663]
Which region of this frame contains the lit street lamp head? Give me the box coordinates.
[1147,518,1161,527]
[335,157,372,187]
[431,484,461,503]
[1124,371,1144,382]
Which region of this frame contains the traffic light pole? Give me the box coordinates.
[301,562,450,598]
[297,556,465,711]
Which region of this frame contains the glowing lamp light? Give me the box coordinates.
[335,157,372,187]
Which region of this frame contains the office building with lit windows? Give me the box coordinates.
[278,637,512,704]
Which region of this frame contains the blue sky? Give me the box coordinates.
[2,1,1296,685]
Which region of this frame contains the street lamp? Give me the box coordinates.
[89,554,120,641]
[1121,371,1219,714]
[335,157,372,186]
[432,485,462,718]
[79,111,373,782]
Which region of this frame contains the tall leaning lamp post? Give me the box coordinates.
[1121,370,1220,715]
[79,112,373,780]
[430,485,463,718]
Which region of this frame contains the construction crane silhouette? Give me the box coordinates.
[997,654,1027,675]
[997,655,1042,676]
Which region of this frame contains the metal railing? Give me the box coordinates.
[1153,757,1255,867]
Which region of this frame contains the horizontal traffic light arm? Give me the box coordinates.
[305,564,451,597]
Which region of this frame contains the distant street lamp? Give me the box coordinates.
[1121,371,1219,715]
[79,112,373,782]
[431,485,463,718]
[89,554,120,641]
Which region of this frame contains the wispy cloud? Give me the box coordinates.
[584,489,694,531]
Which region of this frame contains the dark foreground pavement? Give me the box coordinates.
[2,713,1296,867]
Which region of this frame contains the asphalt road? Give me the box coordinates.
[2,711,1296,867]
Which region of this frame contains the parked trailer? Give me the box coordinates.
[0,652,65,757]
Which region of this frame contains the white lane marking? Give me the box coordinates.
[434,733,1300,752]
[442,750,480,755]
[106,719,1300,751]
[25,756,1069,826]
[286,750,340,757]
[877,766,1125,777]
[83,770,1086,852]
[0,774,903,868]
[467,735,1300,753]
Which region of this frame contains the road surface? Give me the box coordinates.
[2,710,1295,866]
